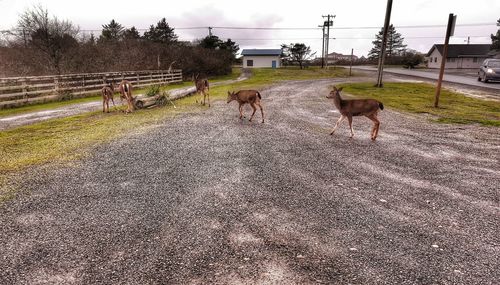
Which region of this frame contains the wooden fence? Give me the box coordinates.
[0,69,183,109]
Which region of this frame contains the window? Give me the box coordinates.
[473,57,478,63]
[247,60,254,67]
[434,57,437,62]
[429,57,433,63]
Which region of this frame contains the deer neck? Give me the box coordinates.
[332,93,343,110]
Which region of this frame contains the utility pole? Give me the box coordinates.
[349,48,354,76]
[434,13,456,108]
[322,14,335,69]
[375,0,393,87]
[319,24,326,68]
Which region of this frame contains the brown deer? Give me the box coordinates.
[227,90,264,123]
[101,82,116,113]
[118,80,135,113]
[326,86,383,141]
[193,74,210,107]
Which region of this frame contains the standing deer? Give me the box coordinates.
[118,80,135,113]
[227,90,264,123]
[327,86,383,141]
[193,74,210,107]
[101,82,116,113]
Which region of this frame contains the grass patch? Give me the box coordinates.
[0,67,349,201]
[338,82,500,127]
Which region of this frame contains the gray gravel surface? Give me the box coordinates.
[0,79,499,284]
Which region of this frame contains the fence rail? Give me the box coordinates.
[0,69,183,109]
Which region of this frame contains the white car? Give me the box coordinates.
[478,59,500,83]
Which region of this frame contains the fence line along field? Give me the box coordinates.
[0,69,183,109]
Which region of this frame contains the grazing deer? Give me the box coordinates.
[193,74,210,107]
[101,82,116,113]
[118,80,135,113]
[227,90,264,123]
[327,86,383,141]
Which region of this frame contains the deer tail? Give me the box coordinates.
[257,91,261,99]
[379,102,384,110]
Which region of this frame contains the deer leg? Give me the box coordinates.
[239,104,244,119]
[330,115,346,135]
[367,114,381,141]
[207,90,210,107]
[347,115,354,138]
[106,99,110,113]
[258,102,264,123]
[102,98,106,113]
[249,103,257,122]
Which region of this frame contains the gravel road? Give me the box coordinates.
[0,79,499,284]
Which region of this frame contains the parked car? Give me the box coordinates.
[478,59,500,83]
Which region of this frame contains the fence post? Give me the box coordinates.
[54,76,59,94]
[22,78,28,101]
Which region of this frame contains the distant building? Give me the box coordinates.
[426,44,491,69]
[241,49,282,68]
[326,52,359,64]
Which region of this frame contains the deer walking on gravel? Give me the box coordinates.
[118,80,135,113]
[227,90,264,123]
[101,82,116,113]
[193,74,210,107]
[327,86,384,141]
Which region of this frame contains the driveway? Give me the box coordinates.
[0,79,498,284]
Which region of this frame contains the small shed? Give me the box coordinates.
[241,49,282,68]
[426,44,491,69]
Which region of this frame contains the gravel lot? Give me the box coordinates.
[0,79,499,284]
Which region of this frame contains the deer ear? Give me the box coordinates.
[338,87,343,92]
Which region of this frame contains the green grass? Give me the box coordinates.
[0,67,349,201]
[338,82,500,127]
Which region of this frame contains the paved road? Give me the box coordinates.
[353,66,500,91]
[0,79,499,284]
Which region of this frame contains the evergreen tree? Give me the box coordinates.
[123,26,141,40]
[219,38,239,59]
[368,24,407,62]
[143,18,178,44]
[99,19,124,42]
[491,18,500,51]
[199,35,222,49]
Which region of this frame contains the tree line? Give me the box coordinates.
[0,5,239,77]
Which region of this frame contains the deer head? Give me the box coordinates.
[326,86,343,99]
[227,91,237,103]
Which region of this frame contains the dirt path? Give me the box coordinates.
[0,79,499,284]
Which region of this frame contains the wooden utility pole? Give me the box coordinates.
[434,13,456,108]
[319,24,326,68]
[322,14,335,69]
[349,48,354,76]
[375,0,393,87]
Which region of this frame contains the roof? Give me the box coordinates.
[241,49,282,56]
[426,44,491,58]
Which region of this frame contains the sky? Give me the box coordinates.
[0,0,499,57]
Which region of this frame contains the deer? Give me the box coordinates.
[101,82,116,113]
[227,90,264,123]
[118,80,135,113]
[193,74,210,107]
[326,86,384,141]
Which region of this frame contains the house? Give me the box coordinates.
[241,49,282,68]
[326,52,359,64]
[426,44,491,69]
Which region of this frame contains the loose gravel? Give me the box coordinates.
[0,79,498,284]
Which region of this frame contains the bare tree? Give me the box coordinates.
[15,5,79,74]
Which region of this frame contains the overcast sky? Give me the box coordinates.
[0,0,498,57]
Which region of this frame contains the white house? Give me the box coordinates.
[241,49,281,68]
[426,44,491,69]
